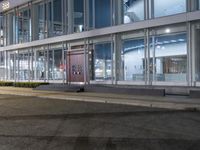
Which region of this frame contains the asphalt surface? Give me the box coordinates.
[0,94,199,150]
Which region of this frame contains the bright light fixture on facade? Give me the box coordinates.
[2,1,10,10]
[165,28,171,33]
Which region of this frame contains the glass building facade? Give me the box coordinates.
[0,0,200,87]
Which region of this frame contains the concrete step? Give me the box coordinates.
[35,84,84,92]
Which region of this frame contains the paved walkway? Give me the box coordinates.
[0,87,200,110]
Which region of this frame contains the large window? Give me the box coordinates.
[192,22,200,81]
[150,25,187,82]
[92,42,112,81]
[88,37,113,81]
[18,50,30,81]
[95,0,111,28]
[122,37,145,81]
[152,0,186,18]
[49,44,63,80]
[35,48,47,80]
[16,7,31,43]
[123,0,144,24]
[33,2,46,40]
[0,16,4,47]
[199,0,200,10]
[89,0,111,29]
[74,0,84,32]
[51,0,63,37]
[0,51,5,80]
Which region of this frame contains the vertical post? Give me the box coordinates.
[46,45,49,82]
[4,51,7,81]
[145,28,150,85]
[144,0,149,20]
[152,35,156,82]
[28,49,30,82]
[34,49,37,81]
[68,0,73,34]
[84,0,87,31]
[111,34,114,84]
[84,38,88,84]
[31,48,33,81]
[62,42,65,84]
[187,22,192,86]
[113,33,121,84]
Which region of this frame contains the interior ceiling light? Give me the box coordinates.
[165,28,171,33]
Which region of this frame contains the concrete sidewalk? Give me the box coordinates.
[0,87,200,110]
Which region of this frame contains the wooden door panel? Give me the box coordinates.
[67,51,84,82]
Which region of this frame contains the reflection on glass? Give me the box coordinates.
[0,51,5,80]
[94,43,112,80]
[54,50,63,80]
[122,38,145,81]
[36,51,46,80]
[16,8,31,43]
[193,23,200,81]
[18,51,29,80]
[199,0,200,10]
[52,0,63,36]
[9,53,15,80]
[153,0,186,18]
[0,16,3,47]
[48,50,53,80]
[95,0,111,28]
[150,33,187,82]
[38,3,45,39]
[123,0,144,24]
[74,0,84,32]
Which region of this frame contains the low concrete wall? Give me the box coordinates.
[84,85,165,97]
[189,90,200,98]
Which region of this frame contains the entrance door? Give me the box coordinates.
[67,50,84,82]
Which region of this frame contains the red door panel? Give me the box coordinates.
[67,51,84,82]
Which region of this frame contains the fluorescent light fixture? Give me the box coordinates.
[178,39,185,42]
[171,40,176,43]
[2,1,10,11]
[163,41,170,44]
[165,28,171,33]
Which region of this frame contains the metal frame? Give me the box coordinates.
[1,10,200,52]
[1,0,200,87]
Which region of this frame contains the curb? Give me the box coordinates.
[0,90,200,111]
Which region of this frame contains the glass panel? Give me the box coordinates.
[122,38,145,81]
[0,16,4,47]
[10,54,15,80]
[8,52,16,80]
[48,50,53,80]
[192,23,200,81]
[0,51,5,80]
[4,12,14,45]
[74,0,84,32]
[16,7,31,43]
[123,0,144,24]
[153,0,186,18]
[150,30,187,82]
[89,0,94,29]
[95,0,111,28]
[52,0,63,36]
[199,0,200,10]
[49,44,63,80]
[29,50,34,80]
[18,50,30,80]
[54,49,63,80]
[36,50,46,80]
[94,43,112,80]
[38,3,45,39]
